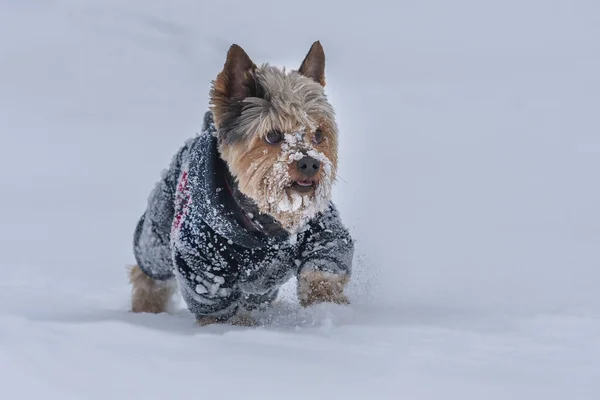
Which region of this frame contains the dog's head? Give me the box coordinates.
[210,42,338,233]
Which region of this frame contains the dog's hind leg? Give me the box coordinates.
[129,265,176,314]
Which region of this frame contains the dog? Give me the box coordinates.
[129,41,354,326]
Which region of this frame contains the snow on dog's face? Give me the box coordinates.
[210,42,338,233]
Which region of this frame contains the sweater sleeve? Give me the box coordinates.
[297,203,354,277]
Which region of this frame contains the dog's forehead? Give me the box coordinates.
[254,65,335,130]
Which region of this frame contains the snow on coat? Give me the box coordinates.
[133,112,354,321]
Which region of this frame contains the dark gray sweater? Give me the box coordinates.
[133,112,354,321]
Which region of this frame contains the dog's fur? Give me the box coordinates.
[130,42,350,325]
[129,265,177,314]
[212,43,339,232]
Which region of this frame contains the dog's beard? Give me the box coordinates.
[263,156,333,234]
[239,136,334,234]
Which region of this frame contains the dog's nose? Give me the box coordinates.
[297,156,320,177]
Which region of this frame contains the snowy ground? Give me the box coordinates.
[1,0,599,399]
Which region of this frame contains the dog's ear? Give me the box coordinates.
[298,41,326,87]
[215,44,257,100]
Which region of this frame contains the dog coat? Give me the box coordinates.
[133,112,354,320]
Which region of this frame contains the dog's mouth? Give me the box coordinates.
[291,180,316,193]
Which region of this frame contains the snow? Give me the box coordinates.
[1,0,599,399]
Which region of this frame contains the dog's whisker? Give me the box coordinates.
[333,174,348,184]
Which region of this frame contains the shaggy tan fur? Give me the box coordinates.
[210,43,339,232]
[216,65,337,141]
[297,270,350,307]
[129,265,176,314]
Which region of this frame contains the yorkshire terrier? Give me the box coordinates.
[129,42,354,326]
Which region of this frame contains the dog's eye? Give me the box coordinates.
[265,130,283,145]
[312,129,324,145]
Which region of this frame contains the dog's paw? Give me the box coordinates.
[228,312,259,327]
[298,270,350,307]
[196,316,219,326]
[196,312,258,327]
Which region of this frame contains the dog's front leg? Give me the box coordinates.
[297,270,350,307]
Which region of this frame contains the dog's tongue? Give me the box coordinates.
[297,180,312,187]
